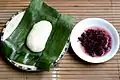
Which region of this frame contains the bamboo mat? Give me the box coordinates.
[0,0,120,80]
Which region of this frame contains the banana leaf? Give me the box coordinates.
[1,0,74,71]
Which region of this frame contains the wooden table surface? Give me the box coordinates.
[0,0,120,80]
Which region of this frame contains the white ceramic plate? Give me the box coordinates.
[2,11,70,71]
[70,18,119,63]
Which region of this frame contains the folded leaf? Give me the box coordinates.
[1,0,74,71]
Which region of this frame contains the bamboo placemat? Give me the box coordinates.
[0,0,120,80]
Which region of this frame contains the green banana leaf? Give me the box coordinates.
[1,0,74,71]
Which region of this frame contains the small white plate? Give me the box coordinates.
[70,18,119,63]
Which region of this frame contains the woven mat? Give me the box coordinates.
[0,0,120,80]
